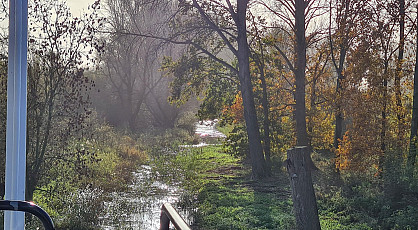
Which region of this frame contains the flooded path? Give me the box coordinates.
[102,120,225,229]
[181,120,226,148]
[195,120,226,139]
[101,165,181,229]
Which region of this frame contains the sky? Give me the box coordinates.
[67,0,97,16]
[0,0,97,30]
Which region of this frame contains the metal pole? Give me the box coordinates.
[5,0,28,228]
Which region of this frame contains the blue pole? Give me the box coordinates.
[5,0,28,228]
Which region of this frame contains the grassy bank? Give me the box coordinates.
[152,145,295,229]
[30,125,148,229]
[152,142,418,230]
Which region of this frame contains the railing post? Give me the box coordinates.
[159,203,191,230]
[160,208,170,230]
[286,146,321,230]
[5,0,28,228]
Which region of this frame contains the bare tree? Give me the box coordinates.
[145,46,184,129]
[26,0,102,201]
[101,0,181,131]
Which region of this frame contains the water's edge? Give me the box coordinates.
[101,120,223,229]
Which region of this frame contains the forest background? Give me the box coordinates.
[0,0,417,229]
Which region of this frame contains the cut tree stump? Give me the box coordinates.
[286,146,321,230]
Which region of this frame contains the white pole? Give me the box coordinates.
[5,0,28,228]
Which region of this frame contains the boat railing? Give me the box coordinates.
[159,203,191,230]
[0,200,55,230]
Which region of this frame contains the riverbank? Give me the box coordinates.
[151,145,296,229]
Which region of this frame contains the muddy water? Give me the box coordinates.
[102,120,224,229]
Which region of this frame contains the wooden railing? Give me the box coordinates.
[159,203,191,230]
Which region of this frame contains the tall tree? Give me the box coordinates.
[159,0,269,177]
[249,13,273,173]
[101,0,179,131]
[329,0,365,149]
[197,0,267,177]
[262,1,323,227]
[395,0,406,148]
[262,0,325,147]
[407,5,418,179]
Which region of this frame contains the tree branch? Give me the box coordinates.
[192,0,238,56]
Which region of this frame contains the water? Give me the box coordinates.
[102,120,224,229]
[195,120,226,139]
[101,165,181,229]
[181,120,226,148]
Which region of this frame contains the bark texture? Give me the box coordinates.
[236,0,267,178]
[294,0,308,146]
[286,146,321,230]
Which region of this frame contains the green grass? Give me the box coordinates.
[153,140,418,230]
[196,183,295,230]
[216,123,234,136]
[153,145,295,229]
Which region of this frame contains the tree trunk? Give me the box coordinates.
[407,9,418,179]
[260,71,272,174]
[308,73,317,146]
[380,75,388,169]
[286,146,321,230]
[257,52,272,175]
[26,176,37,201]
[294,0,308,147]
[395,0,405,147]
[333,60,345,149]
[379,60,389,172]
[236,0,266,179]
[330,0,351,149]
[333,42,347,149]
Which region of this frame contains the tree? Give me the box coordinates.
[100,0,184,131]
[407,4,418,179]
[395,0,406,148]
[328,0,365,149]
[25,0,102,200]
[261,1,323,227]
[248,13,274,173]
[262,0,326,147]
[160,0,268,177]
[305,44,333,149]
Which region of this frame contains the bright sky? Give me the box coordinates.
[0,0,97,29]
[67,0,96,16]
